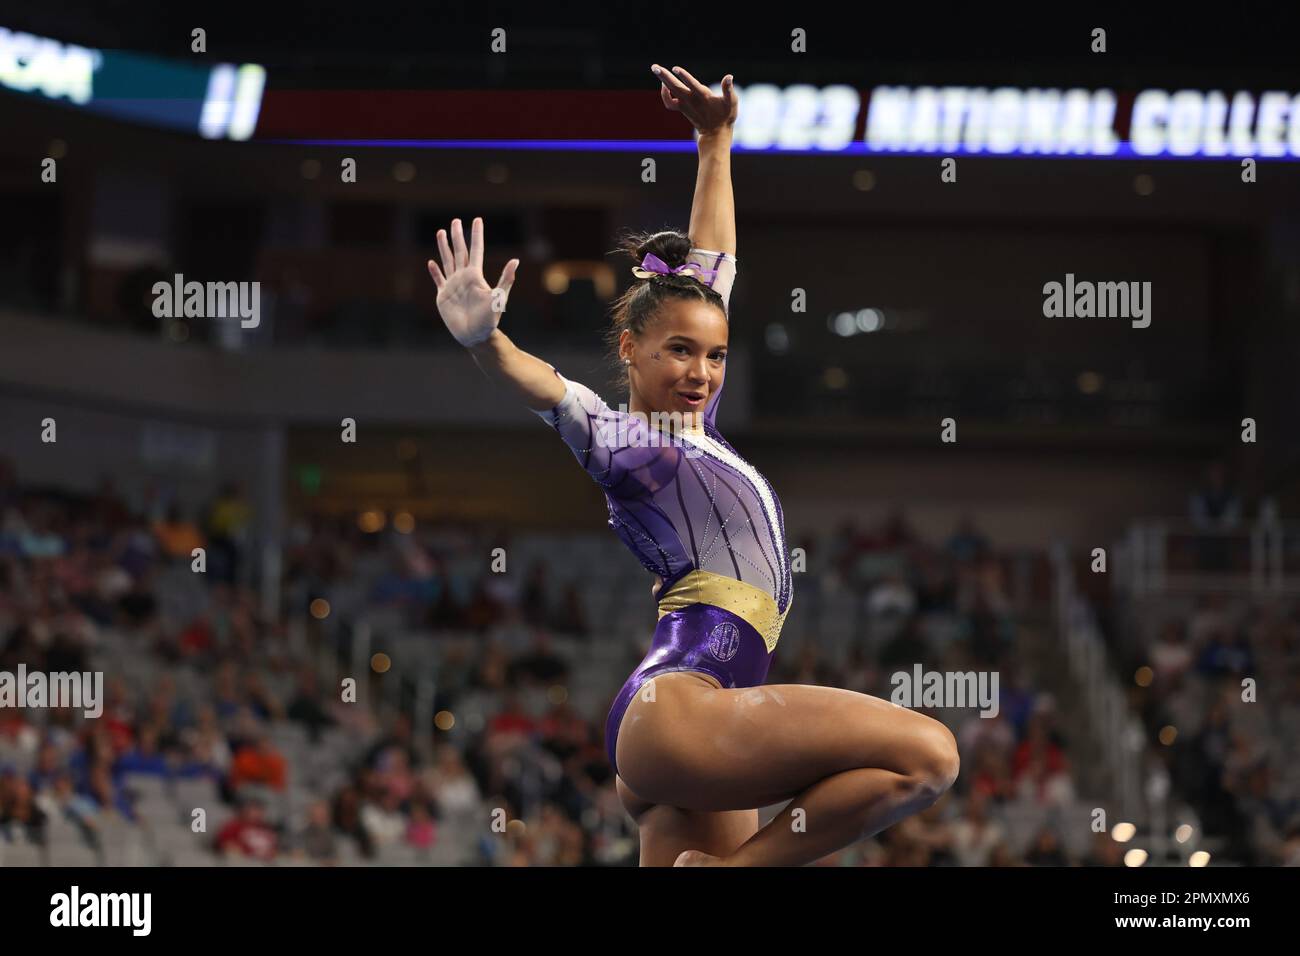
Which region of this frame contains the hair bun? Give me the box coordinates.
[617,229,693,274]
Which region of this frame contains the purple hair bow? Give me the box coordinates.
[631,252,718,284]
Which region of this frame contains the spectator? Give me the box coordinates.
[115,724,171,778]
[331,783,373,859]
[987,841,1022,866]
[1188,460,1241,571]
[28,741,62,792]
[866,571,917,642]
[364,713,418,772]
[946,514,990,564]
[1189,459,1242,531]
[204,481,250,586]
[286,667,337,743]
[550,582,589,637]
[0,772,48,845]
[520,561,551,628]
[463,579,505,632]
[151,504,205,561]
[969,740,1015,803]
[509,630,569,685]
[215,798,278,860]
[1195,627,1254,679]
[296,800,338,864]
[487,689,535,743]
[228,732,288,793]
[1012,710,1073,806]
[1081,829,1124,866]
[1024,826,1069,865]
[879,619,929,673]
[532,802,582,865]
[360,789,406,849]
[951,791,1005,866]
[116,568,158,628]
[406,799,438,851]
[82,764,135,822]
[375,746,416,803]
[1233,761,1298,863]
[35,771,101,841]
[426,746,482,819]
[1150,619,1195,683]
[957,709,1014,768]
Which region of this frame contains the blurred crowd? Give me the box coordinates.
[1121,591,1300,865]
[2,451,1288,865]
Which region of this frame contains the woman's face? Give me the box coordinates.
[622,297,728,425]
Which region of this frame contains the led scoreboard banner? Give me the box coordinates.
[266,82,1300,159]
[0,26,265,140]
[731,83,1300,158]
[3,24,1296,159]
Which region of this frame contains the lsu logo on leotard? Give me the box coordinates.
[707,622,741,662]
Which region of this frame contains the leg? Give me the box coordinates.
[617,775,758,866]
[615,673,960,866]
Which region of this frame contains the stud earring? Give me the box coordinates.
[623,358,631,365]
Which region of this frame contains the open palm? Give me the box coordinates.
[426,217,520,347]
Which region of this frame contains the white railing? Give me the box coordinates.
[1118,517,1296,596]
[1049,540,1144,820]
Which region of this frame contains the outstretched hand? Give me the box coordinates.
[426,217,520,348]
[652,64,737,134]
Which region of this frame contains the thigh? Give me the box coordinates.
[617,773,759,866]
[616,674,954,811]
[635,805,759,866]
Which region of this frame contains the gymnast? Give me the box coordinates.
[426,64,959,866]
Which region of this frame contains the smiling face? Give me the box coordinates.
[620,297,728,427]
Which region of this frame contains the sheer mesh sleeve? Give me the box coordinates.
[686,248,737,317]
[531,368,675,497]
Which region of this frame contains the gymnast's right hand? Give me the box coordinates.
[427,217,520,348]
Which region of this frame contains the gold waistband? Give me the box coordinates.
[656,569,790,653]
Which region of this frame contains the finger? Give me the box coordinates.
[722,74,735,104]
[671,65,711,98]
[660,84,681,111]
[470,216,484,271]
[427,259,446,290]
[437,229,455,276]
[658,66,692,98]
[451,218,469,268]
[495,258,519,298]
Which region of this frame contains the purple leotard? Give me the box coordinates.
[531,249,794,777]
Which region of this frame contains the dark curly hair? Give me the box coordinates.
[602,228,727,394]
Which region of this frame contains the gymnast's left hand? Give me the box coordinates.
[652,64,737,135]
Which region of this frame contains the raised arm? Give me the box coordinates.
[427,216,563,412]
[689,131,736,257]
[654,65,739,427]
[653,65,737,256]
[427,216,671,494]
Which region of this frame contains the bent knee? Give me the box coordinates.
[909,725,960,800]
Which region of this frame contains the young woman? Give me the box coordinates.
[427,65,959,866]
